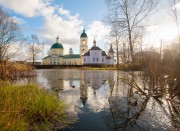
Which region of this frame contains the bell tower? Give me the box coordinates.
[80,27,88,56]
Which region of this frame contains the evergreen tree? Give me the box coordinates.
[69,48,73,55]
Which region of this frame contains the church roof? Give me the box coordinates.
[63,54,81,59]
[102,51,107,56]
[106,56,111,59]
[43,55,63,59]
[80,29,87,38]
[51,43,63,49]
[83,51,90,56]
[108,45,114,53]
[90,46,101,50]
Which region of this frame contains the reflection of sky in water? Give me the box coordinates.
[30,69,172,131]
[34,69,115,116]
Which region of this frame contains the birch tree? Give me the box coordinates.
[106,0,158,65]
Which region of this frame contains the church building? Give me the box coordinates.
[42,28,114,65]
[42,36,82,65]
[81,29,114,65]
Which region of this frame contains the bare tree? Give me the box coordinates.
[169,0,180,45]
[27,34,42,65]
[105,9,127,68]
[0,8,20,61]
[169,0,180,59]
[106,0,158,65]
[0,8,21,79]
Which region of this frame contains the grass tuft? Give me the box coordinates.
[0,82,73,131]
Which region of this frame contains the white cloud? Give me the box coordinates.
[59,8,70,16]
[144,21,178,48]
[11,16,26,25]
[0,0,47,17]
[87,21,111,50]
[174,2,180,10]
[38,8,83,54]
[0,0,111,56]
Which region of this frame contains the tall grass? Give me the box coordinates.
[0,81,73,131]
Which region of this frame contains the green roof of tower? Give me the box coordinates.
[51,43,63,49]
[80,29,87,38]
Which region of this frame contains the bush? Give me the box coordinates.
[0,82,73,131]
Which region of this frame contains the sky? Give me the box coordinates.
[0,0,179,61]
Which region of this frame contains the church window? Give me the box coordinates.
[93,57,95,62]
[82,40,85,44]
[84,58,86,62]
[97,58,98,61]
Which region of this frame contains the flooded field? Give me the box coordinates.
[20,69,173,131]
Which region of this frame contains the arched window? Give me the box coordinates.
[97,57,98,62]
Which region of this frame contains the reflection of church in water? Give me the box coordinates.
[40,70,111,107]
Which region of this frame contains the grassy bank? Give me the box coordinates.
[0,81,73,131]
[0,61,34,80]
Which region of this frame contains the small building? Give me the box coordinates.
[83,39,114,65]
[42,36,82,65]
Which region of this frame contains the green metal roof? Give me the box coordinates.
[80,30,87,38]
[63,54,81,59]
[51,43,63,49]
[43,55,63,59]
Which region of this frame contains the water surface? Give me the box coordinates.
[22,69,172,131]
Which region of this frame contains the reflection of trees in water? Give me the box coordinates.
[107,75,173,130]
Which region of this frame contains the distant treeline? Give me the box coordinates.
[33,65,115,69]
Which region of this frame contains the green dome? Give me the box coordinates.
[80,30,87,38]
[51,43,63,49]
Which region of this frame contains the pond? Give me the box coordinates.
[20,69,173,131]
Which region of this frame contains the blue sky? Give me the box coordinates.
[0,0,179,61]
[55,0,107,25]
